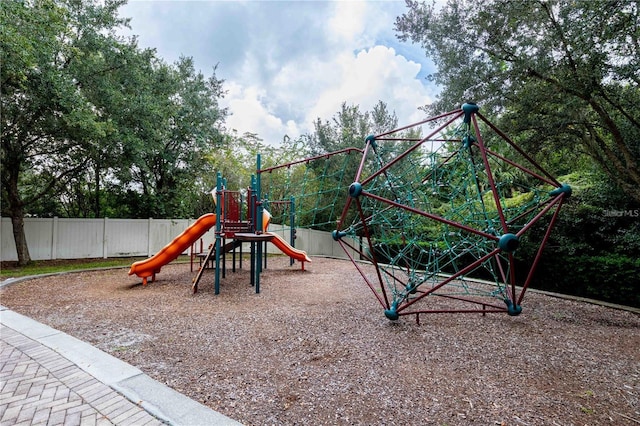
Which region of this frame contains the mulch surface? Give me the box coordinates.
[1,256,639,425]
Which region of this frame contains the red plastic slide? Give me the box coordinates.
[265,232,312,264]
[129,213,217,285]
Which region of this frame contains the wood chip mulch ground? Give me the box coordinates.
[1,256,639,425]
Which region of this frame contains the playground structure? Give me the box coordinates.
[258,103,571,321]
[129,172,310,293]
[130,103,570,321]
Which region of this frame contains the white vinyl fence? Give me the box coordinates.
[1,217,357,262]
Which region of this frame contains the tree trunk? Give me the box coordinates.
[5,167,32,266]
[11,211,31,266]
[588,100,640,204]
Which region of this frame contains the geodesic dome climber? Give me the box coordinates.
[329,103,572,321]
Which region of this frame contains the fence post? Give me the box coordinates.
[51,217,59,260]
[103,217,108,258]
[147,218,153,257]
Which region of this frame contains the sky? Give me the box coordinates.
[117,0,441,145]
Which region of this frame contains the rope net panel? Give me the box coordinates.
[258,104,570,320]
[259,148,363,231]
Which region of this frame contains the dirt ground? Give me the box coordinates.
[1,256,639,425]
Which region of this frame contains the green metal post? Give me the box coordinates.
[290,196,295,266]
[248,175,257,287]
[255,154,263,292]
[214,172,222,295]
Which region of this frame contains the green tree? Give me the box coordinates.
[1,0,127,264]
[1,0,228,265]
[307,101,398,155]
[121,56,227,218]
[395,0,640,202]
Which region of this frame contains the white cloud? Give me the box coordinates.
[118,1,438,146]
[224,83,299,144]
[305,45,428,128]
[307,46,429,120]
[223,43,431,144]
[327,1,368,44]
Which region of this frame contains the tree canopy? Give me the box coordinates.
[1,0,227,264]
[395,0,640,202]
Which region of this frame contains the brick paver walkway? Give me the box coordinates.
[0,325,164,425]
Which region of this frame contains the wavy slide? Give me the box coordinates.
[129,213,217,285]
[265,232,312,263]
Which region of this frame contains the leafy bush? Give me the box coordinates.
[529,254,640,307]
[518,173,640,307]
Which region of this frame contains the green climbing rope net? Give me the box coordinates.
[258,104,570,319]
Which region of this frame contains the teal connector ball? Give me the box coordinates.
[549,183,572,198]
[462,102,479,123]
[384,308,399,320]
[498,233,519,252]
[365,134,376,148]
[349,182,363,198]
[505,299,523,316]
[384,302,400,320]
[332,230,347,241]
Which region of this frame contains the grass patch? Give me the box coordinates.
[0,256,191,279]
[580,406,595,415]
